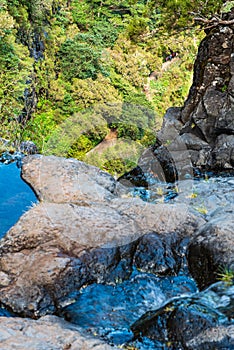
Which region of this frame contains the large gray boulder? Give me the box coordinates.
[0,155,199,317]
[21,154,120,204]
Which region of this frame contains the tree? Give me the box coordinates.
[57,36,108,81]
[147,0,225,32]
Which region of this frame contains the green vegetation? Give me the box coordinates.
[217,267,234,285]
[0,0,232,174]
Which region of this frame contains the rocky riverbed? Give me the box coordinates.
[1,11,234,349]
[0,154,233,349]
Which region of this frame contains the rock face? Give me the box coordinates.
[186,324,234,350]
[0,155,199,317]
[157,14,234,173]
[0,13,234,350]
[188,209,234,288]
[121,14,234,184]
[185,176,234,288]
[0,154,233,348]
[0,315,115,350]
[131,282,234,349]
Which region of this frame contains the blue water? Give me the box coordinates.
[0,162,37,238]
[62,270,198,346]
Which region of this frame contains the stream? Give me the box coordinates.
[0,156,233,349]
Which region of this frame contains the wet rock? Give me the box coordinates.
[157,107,183,144]
[0,137,11,150]
[188,211,234,289]
[131,300,219,348]
[166,305,218,347]
[0,315,115,350]
[133,232,180,275]
[184,176,234,219]
[0,202,137,316]
[110,197,199,237]
[212,134,234,169]
[186,324,234,350]
[0,151,24,165]
[0,155,199,317]
[19,141,38,155]
[130,282,232,349]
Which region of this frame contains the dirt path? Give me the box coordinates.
[87,129,118,155]
[88,59,179,153]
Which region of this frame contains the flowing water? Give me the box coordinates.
[61,269,198,347]
[60,174,234,348]
[0,156,233,349]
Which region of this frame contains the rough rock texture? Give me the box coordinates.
[0,155,199,317]
[188,209,234,288]
[180,176,234,288]
[186,325,234,350]
[131,282,234,349]
[0,315,115,349]
[21,154,120,204]
[131,299,219,349]
[121,14,234,183]
[157,15,234,173]
[120,172,234,291]
[19,141,38,155]
[133,232,186,275]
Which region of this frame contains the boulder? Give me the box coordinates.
[212,134,234,169]
[133,232,185,275]
[188,210,234,288]
[186,325,234,350]
[0,155,199,317]
[19,141,38,155]
[131,282,233,349]
[0,315,115,350]
[21,154,121,204]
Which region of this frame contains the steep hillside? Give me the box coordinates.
[0,0,228,174]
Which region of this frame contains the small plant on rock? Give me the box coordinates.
[217,267,234,285]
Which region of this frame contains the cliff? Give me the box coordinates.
[156,11,234,175]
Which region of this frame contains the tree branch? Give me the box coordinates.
[194,17,234,27]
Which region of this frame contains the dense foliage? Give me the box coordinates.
[0,0,231,174]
